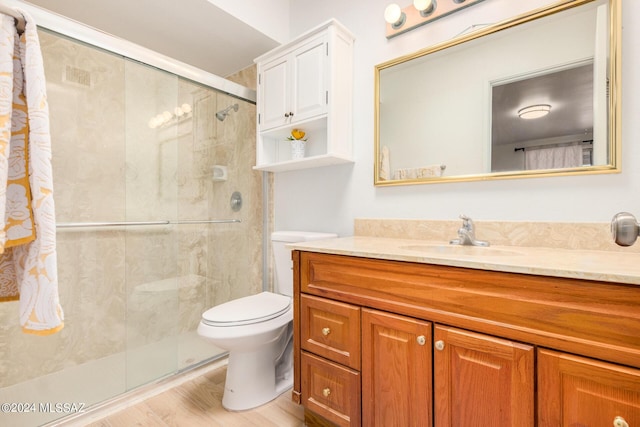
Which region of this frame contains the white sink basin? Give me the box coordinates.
[399,244,523,257]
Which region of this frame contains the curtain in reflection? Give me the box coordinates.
[524,144,583,170]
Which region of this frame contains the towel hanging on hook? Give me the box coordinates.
[0,8,64,335]
[0,4,26,34]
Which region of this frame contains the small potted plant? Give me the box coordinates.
[287,129,308,159]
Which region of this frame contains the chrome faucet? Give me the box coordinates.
[450,214,490,247]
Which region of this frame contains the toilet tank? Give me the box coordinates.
[271,231,337,297]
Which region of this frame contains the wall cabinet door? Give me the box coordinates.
[290,36,327,123]
[259,56,289,130]
[433,325,534,427]
[258,35,326,132]
[538,348,640,427]
[362,308,433,427]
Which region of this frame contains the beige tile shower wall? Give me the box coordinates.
[355,218,640,252]
[206,64,263,309]
[227,65,275,294]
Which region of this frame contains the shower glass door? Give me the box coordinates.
[0,24,261,427]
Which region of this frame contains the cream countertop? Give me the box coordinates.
[289,236,640,286]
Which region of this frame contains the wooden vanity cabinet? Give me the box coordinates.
[300,294,361,426]
[538,349,640,427]
[434,325,534,427]
[292,250,640,426]
[362,309,432,427]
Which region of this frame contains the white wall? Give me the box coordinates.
[206,0,290,43]
[274,0,640,237]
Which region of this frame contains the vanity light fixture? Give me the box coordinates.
[384,3,406,29]
[517,104,551,120]
[414,0,436,17]
[385,0,486,39]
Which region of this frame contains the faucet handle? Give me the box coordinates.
[459,214,473,229]
[611,212,640,246]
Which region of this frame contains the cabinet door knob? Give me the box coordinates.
[322,387,331,397]
[417,335,426,345]
[435,340,445,351]
[322,327,331,336]
[614,416,629,427]
[284,112,290,118]
[289,111,294,117]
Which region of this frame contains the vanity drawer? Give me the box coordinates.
[301,294,361,369]
[301,351,361,427]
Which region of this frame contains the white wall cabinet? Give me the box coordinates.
[254,19,354,172]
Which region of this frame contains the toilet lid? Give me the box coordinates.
[201,292,291,327]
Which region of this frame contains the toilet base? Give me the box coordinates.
[222,349,293,411]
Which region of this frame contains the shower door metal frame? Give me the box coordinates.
[1,0,256,104]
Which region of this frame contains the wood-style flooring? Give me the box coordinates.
[85,366,305,427]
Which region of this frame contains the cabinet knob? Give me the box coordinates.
[417,335,426,346]
[289,111,294,117]
[322,327,331,336]
[435,340,445,351]
[614,416,629,427]
[322,387,331,397]
[284,112,290,118]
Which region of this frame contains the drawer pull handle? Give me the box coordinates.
[417,335,426,346]
[614,416,629,427]
[322,387,331,397]
[435,340,445,351]
[322,327,331,336]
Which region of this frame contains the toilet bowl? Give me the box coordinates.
[197,231,337,411]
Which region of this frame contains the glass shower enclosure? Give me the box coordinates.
[0,21,262,427]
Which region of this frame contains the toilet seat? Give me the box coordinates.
[201,292,291,327]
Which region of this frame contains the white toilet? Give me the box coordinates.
[197,231,337,411]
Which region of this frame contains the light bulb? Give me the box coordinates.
[413,0,433,11]
[384,4,404,27]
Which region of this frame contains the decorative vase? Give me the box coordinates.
[290,139,307,159]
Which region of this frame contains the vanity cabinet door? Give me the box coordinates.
[362,308,433,427]
[433,325,534,427]
[538,348,640,427]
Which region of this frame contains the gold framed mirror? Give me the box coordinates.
[374,0,621,186]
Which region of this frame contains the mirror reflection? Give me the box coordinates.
[375,0,620,185]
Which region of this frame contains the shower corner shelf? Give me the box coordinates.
[254,19,354,173]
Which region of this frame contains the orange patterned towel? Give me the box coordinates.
[0,10,63,335]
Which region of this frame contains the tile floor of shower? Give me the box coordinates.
[0,332,223,427]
